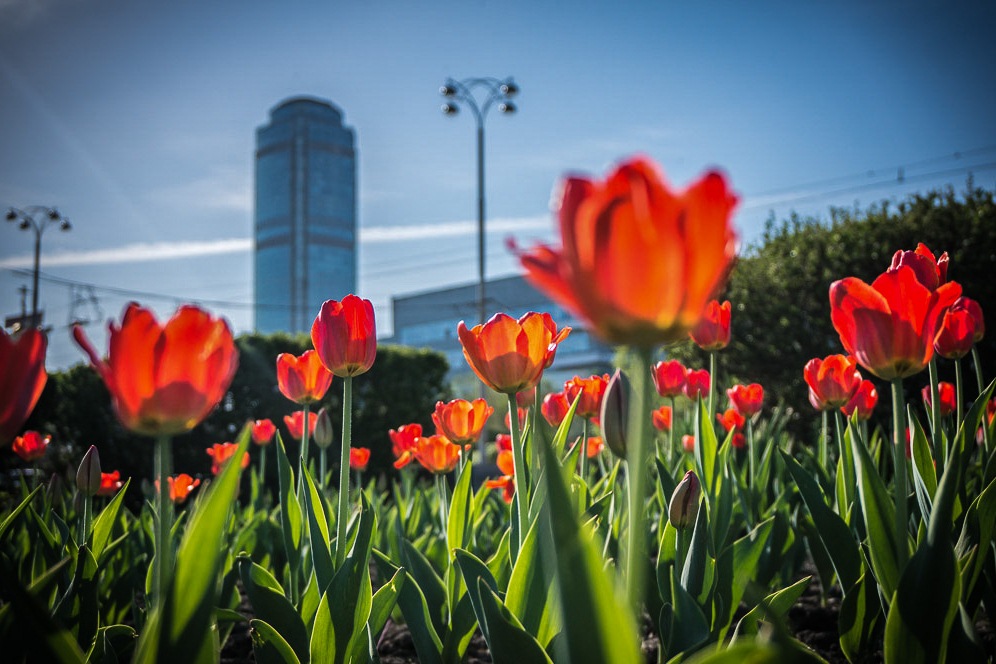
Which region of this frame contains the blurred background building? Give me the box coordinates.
[253,96,357,333]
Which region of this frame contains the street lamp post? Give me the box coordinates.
[439,76,519,328]
[5,206,72,329]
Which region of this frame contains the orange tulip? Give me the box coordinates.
[97,471,123,497]
[349,447,371,472]
[727,383,764,417]
[716,408,746,448]
[12,430,49,462]
[167,473,201,503]
[841,379,878,421]
[389,423,422,469]
[484,450,515,503]
[804,354,862,411]
[689,300,732,351]
[276,350,333,405]
[206,442,250,476]
[284,411,317,441]
[1,327,47,446]
[830,266,961,380]
[516,157,738,346]
[584,435,605,458]
[541,391,571,428]
[251,419,276,446]
[73,303,238,437]
[432,398,494,446]
[652,360,687,399]
[563,374,610,420]
[651,405,672,432]
[457,312,570,394]
[412,434,461,474]
[934,296,984,360]
[311,294,376,378]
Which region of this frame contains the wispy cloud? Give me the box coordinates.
[0,214,551,268]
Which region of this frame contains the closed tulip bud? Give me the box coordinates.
[669,470,701,530]
[76,445,102,497]
[600,369,629,458]
[314,407,334,450]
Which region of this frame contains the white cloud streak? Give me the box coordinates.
[0,214,551,269]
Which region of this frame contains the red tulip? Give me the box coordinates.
[841,379,878,421]
[12,430,49,462]
[681,434,696,453]
[515,387,536,408]
[251,419,277,446]
[922,382,957,417]
[495,433,512,452]
[683,369,710,401]
[457,312,570,394]
[717,408,745,434]
[652,360,687,399]
[432,398,494,446]
[541,392,572,427]
[804,355,862,411]
[651,405,672,432]
[168,473,201,503]
[73,303,238,437]
[516,157,738,346]
[727,383,764,417]
[484,450,515,503]
[311,294,376,378]
[934,297,984,360]
[689,300,732,351]
[563,374,611,420]
[0,328,47,446]
[585,435,605,458]
[412,434,461,474]
[504,406,528,432]
[97,471,124,497]
[389,423,422,469]
[350,447,371,472]
[206,442,250,476]
[283,411,317,441]
[276,350,333,405]
[830,267,961,380]
[889,243,948,291]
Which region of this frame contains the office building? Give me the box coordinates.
[254,96,357,333]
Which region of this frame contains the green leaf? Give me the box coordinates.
[372,551,443,664]
[662,570,710,657]
[302,468,334,594]
[477,582,553,664]
[780,450,861,591]
[536,420,642,664]
[0,484,43,542]
[326,496,375,664]
[367,567,405,638]
[717,518,775,640]
[309,593,336,664]
[447,461,474,553]
[694,398,718,496]
[276,433,303,579]
[85,624,137,664]
[908,410,937,524]
[454,548,500,644]
[505,518,560,648]
[957,477,996,608]
[91,478,130,563]
[251,618,303,664]
[399,539,447,638]
[238,556,310,664]
[680,500,711,604]
[733,576,811,639]
[838,572,879,663]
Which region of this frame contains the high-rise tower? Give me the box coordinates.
[254,96,357,333]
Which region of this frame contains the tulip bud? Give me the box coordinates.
[668,470,701,530]
[76,445,102,497]
[314,407,334,449]
[599,369,629,458]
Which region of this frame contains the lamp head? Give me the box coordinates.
[499,102,516,114]
[5,209,16,222]
[500,82,519,97]
[48,209,61,221]
[60,219,72,231]
[441,103,459,116]
[440,84,457,98]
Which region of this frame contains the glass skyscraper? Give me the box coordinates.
[254,96,357,333]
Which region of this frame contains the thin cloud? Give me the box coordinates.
[0,214,551,268]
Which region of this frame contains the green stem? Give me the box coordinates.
[668,396,676,469]
[747,417,755,515]
[580,418,590,485]
[259,445,267,491]
[928,359,942,464]
[890,378,910,570]
[819,410,828,474]
[154,434,174,609]
[972,346,985,398]
[507,393,529,550]
[335,377,353,568]
[708,351,718,425]
[320,448,327,489]
[955,358,965,430]
[436,473,450,538]
[300,403,311,483]
[80,494,91,547]
[625,346,654,614]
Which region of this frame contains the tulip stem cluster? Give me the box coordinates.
[580,417,590,485]
[624,346,654,614]
[928,360,943,467]
[890,378,909,570]
[154,434,174,610]
[506,393,528,551]
[335,377,353,568]
[955,358,965,426]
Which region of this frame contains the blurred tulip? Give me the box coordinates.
[349,447,371,472]
[727,383,764,417]
[314,407,335,449]
[96,471,123,497]
[585,436,605,458]
[73,302,238,436]
[167,474,200,504]
[830,266,961,380]
[458,312,570,394]
[651,405,672,432]
[683,369,710,401]
[600,369,629,458]
[542,392,572,428]
[804,354,862,410]
[681,434,696,453]
[276,349,333,405]
[669,470,701,530]
[516,157,738,346]
[12,430,49,462]
[717,408,746,448]
[484,450,515,503]
[652,360,687,399]
[206,442,250,476]
[689,300,732,351]
[922,381,956,417]
[284,410,317,441]
[563,373,611,420]
[311,294,377,378]
[0,327,47,446]
[841,379,878,421]
[503,406,528,433]
[515,387,536,408]
[251,419,276,446]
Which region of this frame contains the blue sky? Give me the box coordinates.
[1,0,995,369]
